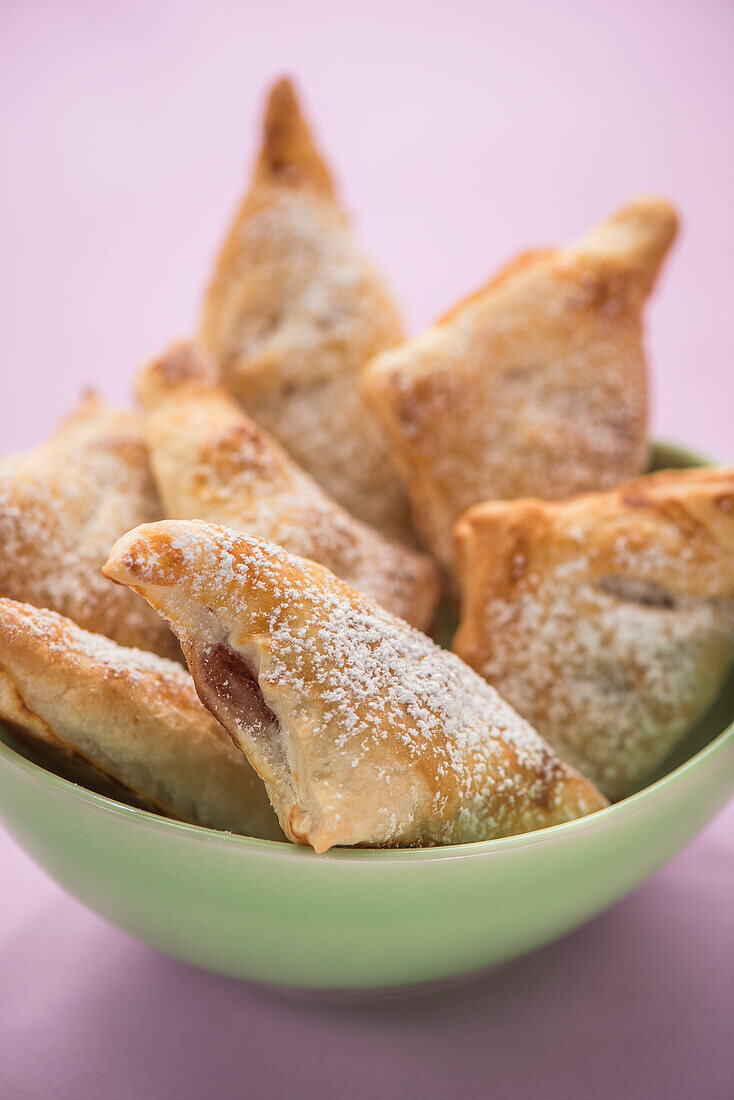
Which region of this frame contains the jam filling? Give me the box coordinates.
[197,644,289,775]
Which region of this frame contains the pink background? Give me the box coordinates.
[1,1,732,1096]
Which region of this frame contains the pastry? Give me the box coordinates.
[0,393,178,658]
[103,520,607,852]
[452,467,734,800]
[199,77,412,542]
[364,196,678,568]
[0,598,282,838]
[136,341,439,630]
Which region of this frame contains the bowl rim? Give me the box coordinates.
[0,438,731,866]
[1,712,733,864]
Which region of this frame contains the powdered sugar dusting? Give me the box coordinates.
[115,523,604,848]
[456,480,734,801]
[5,597,190,686]
[141,374,437,629]
[200,182,413,542]
[0,397,178,658]
[364,214,662,566]
[476,583,734,801]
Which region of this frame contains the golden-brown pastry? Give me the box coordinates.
[364,196,679,568]
[0,598,282,838]
[0,393,178,658]
[103,521,606,853]
[453,468,734,801]
[136,342,439,631]
[199,77,412,542]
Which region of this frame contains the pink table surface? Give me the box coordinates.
[1,1,732,1097]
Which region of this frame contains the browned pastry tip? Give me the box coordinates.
[135,340,218,407]
[255,75,335,194]
[572,194,678,297]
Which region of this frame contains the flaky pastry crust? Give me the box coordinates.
[0,598,282,838]
[136,342,439,630]
[198,77,412,542]
[364,196,678,568]
[103,521,606,853]
[0,394,178,657]
[453,467,734,800]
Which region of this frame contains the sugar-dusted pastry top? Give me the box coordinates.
[103,521,606,853]
[136,342,439,631]
[198,77,413,543]
[0,393,178,658]
[0,597,282,838]
[453,467,734,800]
[364,196,678,568]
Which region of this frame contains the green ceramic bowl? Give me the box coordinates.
[0,443,732,992]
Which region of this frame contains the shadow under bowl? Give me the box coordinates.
[0,442,732,991]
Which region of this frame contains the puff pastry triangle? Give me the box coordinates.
[136,342,439,631]
[0,394,177,657]
[364,196,678,568]
[199,77,412,542]
[0,597,282,838]
[453,467,734,800]
[103,521,606,852]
